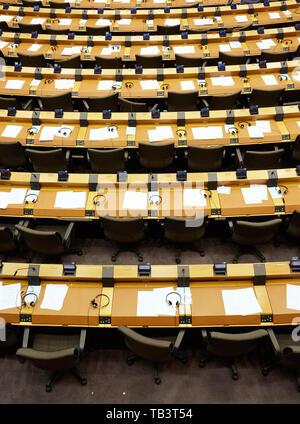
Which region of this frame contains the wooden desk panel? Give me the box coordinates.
[281,183,300,214]
[33,188,88,218]
[266,280,300,325]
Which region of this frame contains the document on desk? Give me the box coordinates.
[54,125,74,138]
[0,192,10,209]
[123,191,147,210]
[0,40,8,50]
[40,284,68,311]
[262,75,278,86]
[154,0,166,3]
[192,126,223,140]
[269,12,280,19]
[0,283,21,310]
[230,41,242,49]
[235,15,248,23]
[126,126,136,136]
[27,44,42,52]
[180,80,195,90]
[1,125,23,138]
[58,19,72,26]
[148,126,173,142]
[241,184,268,204]
[39,126,61,141]
[97,80,117,90]
[247,126,264,138]
[140,80,160,90]
[286,284,300,310]
[89,127,119,141]
[55,191,87,209]
[193,18,214,26]
[217,186,231,195]
[268,186,283,199]
[101,45,121,55]
[183,189,207,207]
[153,287,177,316]
[176,287,192,305]
[30,18,46,25]
[5,80,25,90]
[210,76,234,87]
[173,45,195,54]
[31,79,41,88]
[164,19,180,26]
[54,79,75,90]
[140,46,160,55]
[8,188,27,204]
[255,120,271,133]
[0,15,13,22]
[25,285,41,305]
[256,39,276,50]
[222,287,262,316]
[118,19,132,25]
[219,44,231,52]
[96,18,112,26]
[62,46,82,56]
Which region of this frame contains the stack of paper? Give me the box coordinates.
[89,127,119,141]
[123,191,147,209]
[5,80,25,90]
[222,287,262,316]
[1,125,23,138]
[286,284,300,310]
[140,46,160,55]
[55,191,87,209]
[192,126,223,140]
[262,75,278,86]
[241,184,268,204]
[183,189,207,207]
[180,80,195,90]
[0,283,21,310]
[173,46,195,54]
[148,126,173,142]
[54,79,75,90]
[193,18,214,26]
[164,19,180,26]
[256,39,276,50]
[210,76,234,87]
[140,80,160,90]
[40,284,68,311]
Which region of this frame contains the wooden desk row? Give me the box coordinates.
[0,105,297,148]
[0,261,300,328]
[1,60,300,100]
[0,0,297,34]
[0,167,299,219]
[1,26,298,63]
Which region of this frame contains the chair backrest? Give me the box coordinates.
[22,0,43,6]
[17,53,47,68]
[0,21,10,32]
[206,330,268,358]
[0,227,16,252]
[249,88,285,107]
[118,326,173,362]
[232,219,282,245]
[0,142,26,168]
[167,91,198,111]
[119,98,148,112]
[208,91,241,110]
[101,216,145,244]
[260,51,290,63]
[187,145,225,171]
[157,24,180,35]
[175,54,203,67]
[164,216,207,243]
[0,97,18,109]
[49,1,70,7]
[286,210,300,239]
[56,55,81,69]
[15,225,65,256]
[138,142,174,169]
[40,92,73,112]
[88,148,126,173]
[243,148,284,170]
[47,28,69,35]
[26,148,67,172]
[95,56,123,69]
[291,134,300,162]
[86,25,110,35]
[86,92,119,112]
[135,54,163,69]
[219,52,248,65]
[18,23,43,33]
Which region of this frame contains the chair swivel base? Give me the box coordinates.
[45,367,87,392]
[126,354,163,384]
[232,245,266,264]
[174,243,205,264]
[111,246,143,262]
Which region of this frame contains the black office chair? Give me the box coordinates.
[167,91,198,111]
[83,93,119,112]
[17,53,48,68]
[0,21,11,33]
[39,92,74,112]
[86,26,110,36]
[241,148,284,170]
[286,211,300,240]
[49,1,70,7]
[0,142,27,170]
[187,145,225,172]
[200,328,270,380]
[157,24,180,35]
[119,98,148,112]
[175,54,203,67]
[118,326,186,384]
[47,28,69,35]
[56,55,81,69]
[249,88,285,107]
[101,216,145,262]
[17,327,87,392]
[138,142,174,170]
[95,56,123,69]
[26,148,71,173]
[219,52,249,65]
[164,216,208,264]
[22,0,43,6]
[0,325,19,356]
[0,97,20,109]
[87,148,127,173]
[203,90,241,110]
[262,328,300,392]
[228,218,282,263]
[18,23,44,33]
[0,225,19,260]
[260,51,290,63]
[15,221,82,262]
[135,54,163,69]
[291,135,300,163]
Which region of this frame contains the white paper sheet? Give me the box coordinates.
[0,192,10,209]
[210,76,234,86]
[183,189,207,207]
[5,80,25,90]
[96,18,112,26]
[219,44,231,52]
[180,80,195,90]
[262,75,278,86]
[8,188,27,204]
[0,15,13,23]
[58,18,72,26]
[123,191,147,209]
[62,46,82,56]
[247,126,264,138]
[148,126,173,142]
[255,120,271,133]
[25,285,41,305]
[287,284,300,310]
[173,45,195,54]
[241,184,268,204]
[1,125,23,138]
[89,127,119,141]
[283,10,292,15]
[230,41,242,49]
[54,79,75,90]
[39,126,61,141]
[235,15,248,23]
[140,80,160,90]
[27,44,42,52]
[40,284,68,311]
[269,12,280,19]
[0,40,8,50]
[222,287,262,316]
[55,191,87,209]
[192,126,223,140]
[30,79,41,87]
[54,125,74,138]
[250,184,268,201]
[193,18,214,26]
[140,46,160,55]
[0,283,21,310]
[164,19,180,26]
[217,186,231,195]
[30,18,45,25]
[256,39,276,50]
[126,126,136,136]
[268,186,283,199]
[118,19,131,25]
[97,80,117,90]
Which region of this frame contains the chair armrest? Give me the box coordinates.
[82,99,89,112]
[172,329,186,353]
[22,327,30,348]
[228,219,234,234]
[37,98,43,110]
[79,329,86,356]
[22,98,34,111]
[62,222,75,249]
[235,147,244,168]
[65,149,71,169]
[201,98,209,108]
[201,329,208,347]
[266,328,282,361]
[150,103,159,112]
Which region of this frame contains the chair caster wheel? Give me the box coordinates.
[138,255,143,262]
[262,368,269,376]
[111,256,116,262]
[199,361,205,368]
[127,359,134,366]
[77,250,83,256]
[18,358,26,364]
[232,373,238,381]
[297,385,300,393]
[46,385,52,392]
[154,377,161,385]
[81,378,87,385]
[175,258,181,264]
[200,252,205,257]
[232,259,238,264]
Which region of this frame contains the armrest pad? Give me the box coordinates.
[228,219,234,234]
[201,329,208,346]
[63,222,75,248]
[266,328,282,360]
[173,329,186,353]
[235,147,244,168]
[79,329,86,356]
[22,327,30,348]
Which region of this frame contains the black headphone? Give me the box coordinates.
[278,74,289,81]
[93,194,106,206]
[107,125,118,132]
[149,194,162,205]
[238,121,252,129]
[27,127,40,136]
[166,291,181,307]
[22,292,38,307]
[91,293,110,308]
[25,193,38,203]
[277,185,288,195]
[125,82,134,89]
[57,127,73,137]
[161,83,169,91]
[226,126,239,135]
[176,129,187,138]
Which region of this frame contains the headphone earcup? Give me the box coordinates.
[168,300,172,306]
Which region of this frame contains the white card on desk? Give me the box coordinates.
[217,186,231,195]
[193,18,214,26]
[5,80,25,90]
[180,80,195,90]
[210,76,234,86]
[148,126,173,142]
[173,45,195,54]
[55,191,87,209]
[140,46,160,55]
[222,287,262,316]
[28,44,42,52]
[0,283,21,310]
[89,127,118,141]
[219,44,231,52]
[123,191,147,209]
[269,12,280,19]
[140,80,160,90]
[256,39,276,50]
[183,189,207,207]
[137,291,157,317]
[268,186,283,199]
[118,19,131,25]
[96,18,112,26]
[0,192,10,209]
[126,126,136,136]
[255,120,271,133]
[262,75,278,86]
[8,188,27,204]
[54,79,75,90]
[30,79,41,87]
[192,126,223,140]
[286,284,300,310]
[39,126,61,141]
[0,15,13,22]
[250,184,268,201]
[283,10,291,15]
[1,125,23,138]
[247,126,264,138]
[58,18,72,26]
[230,41,242,49]
[235,15,248,23]
[30,18,45,25]
[164,18,180,26]
[97,80,117,90]
[0,40,8,50]
[40,284,68,311]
